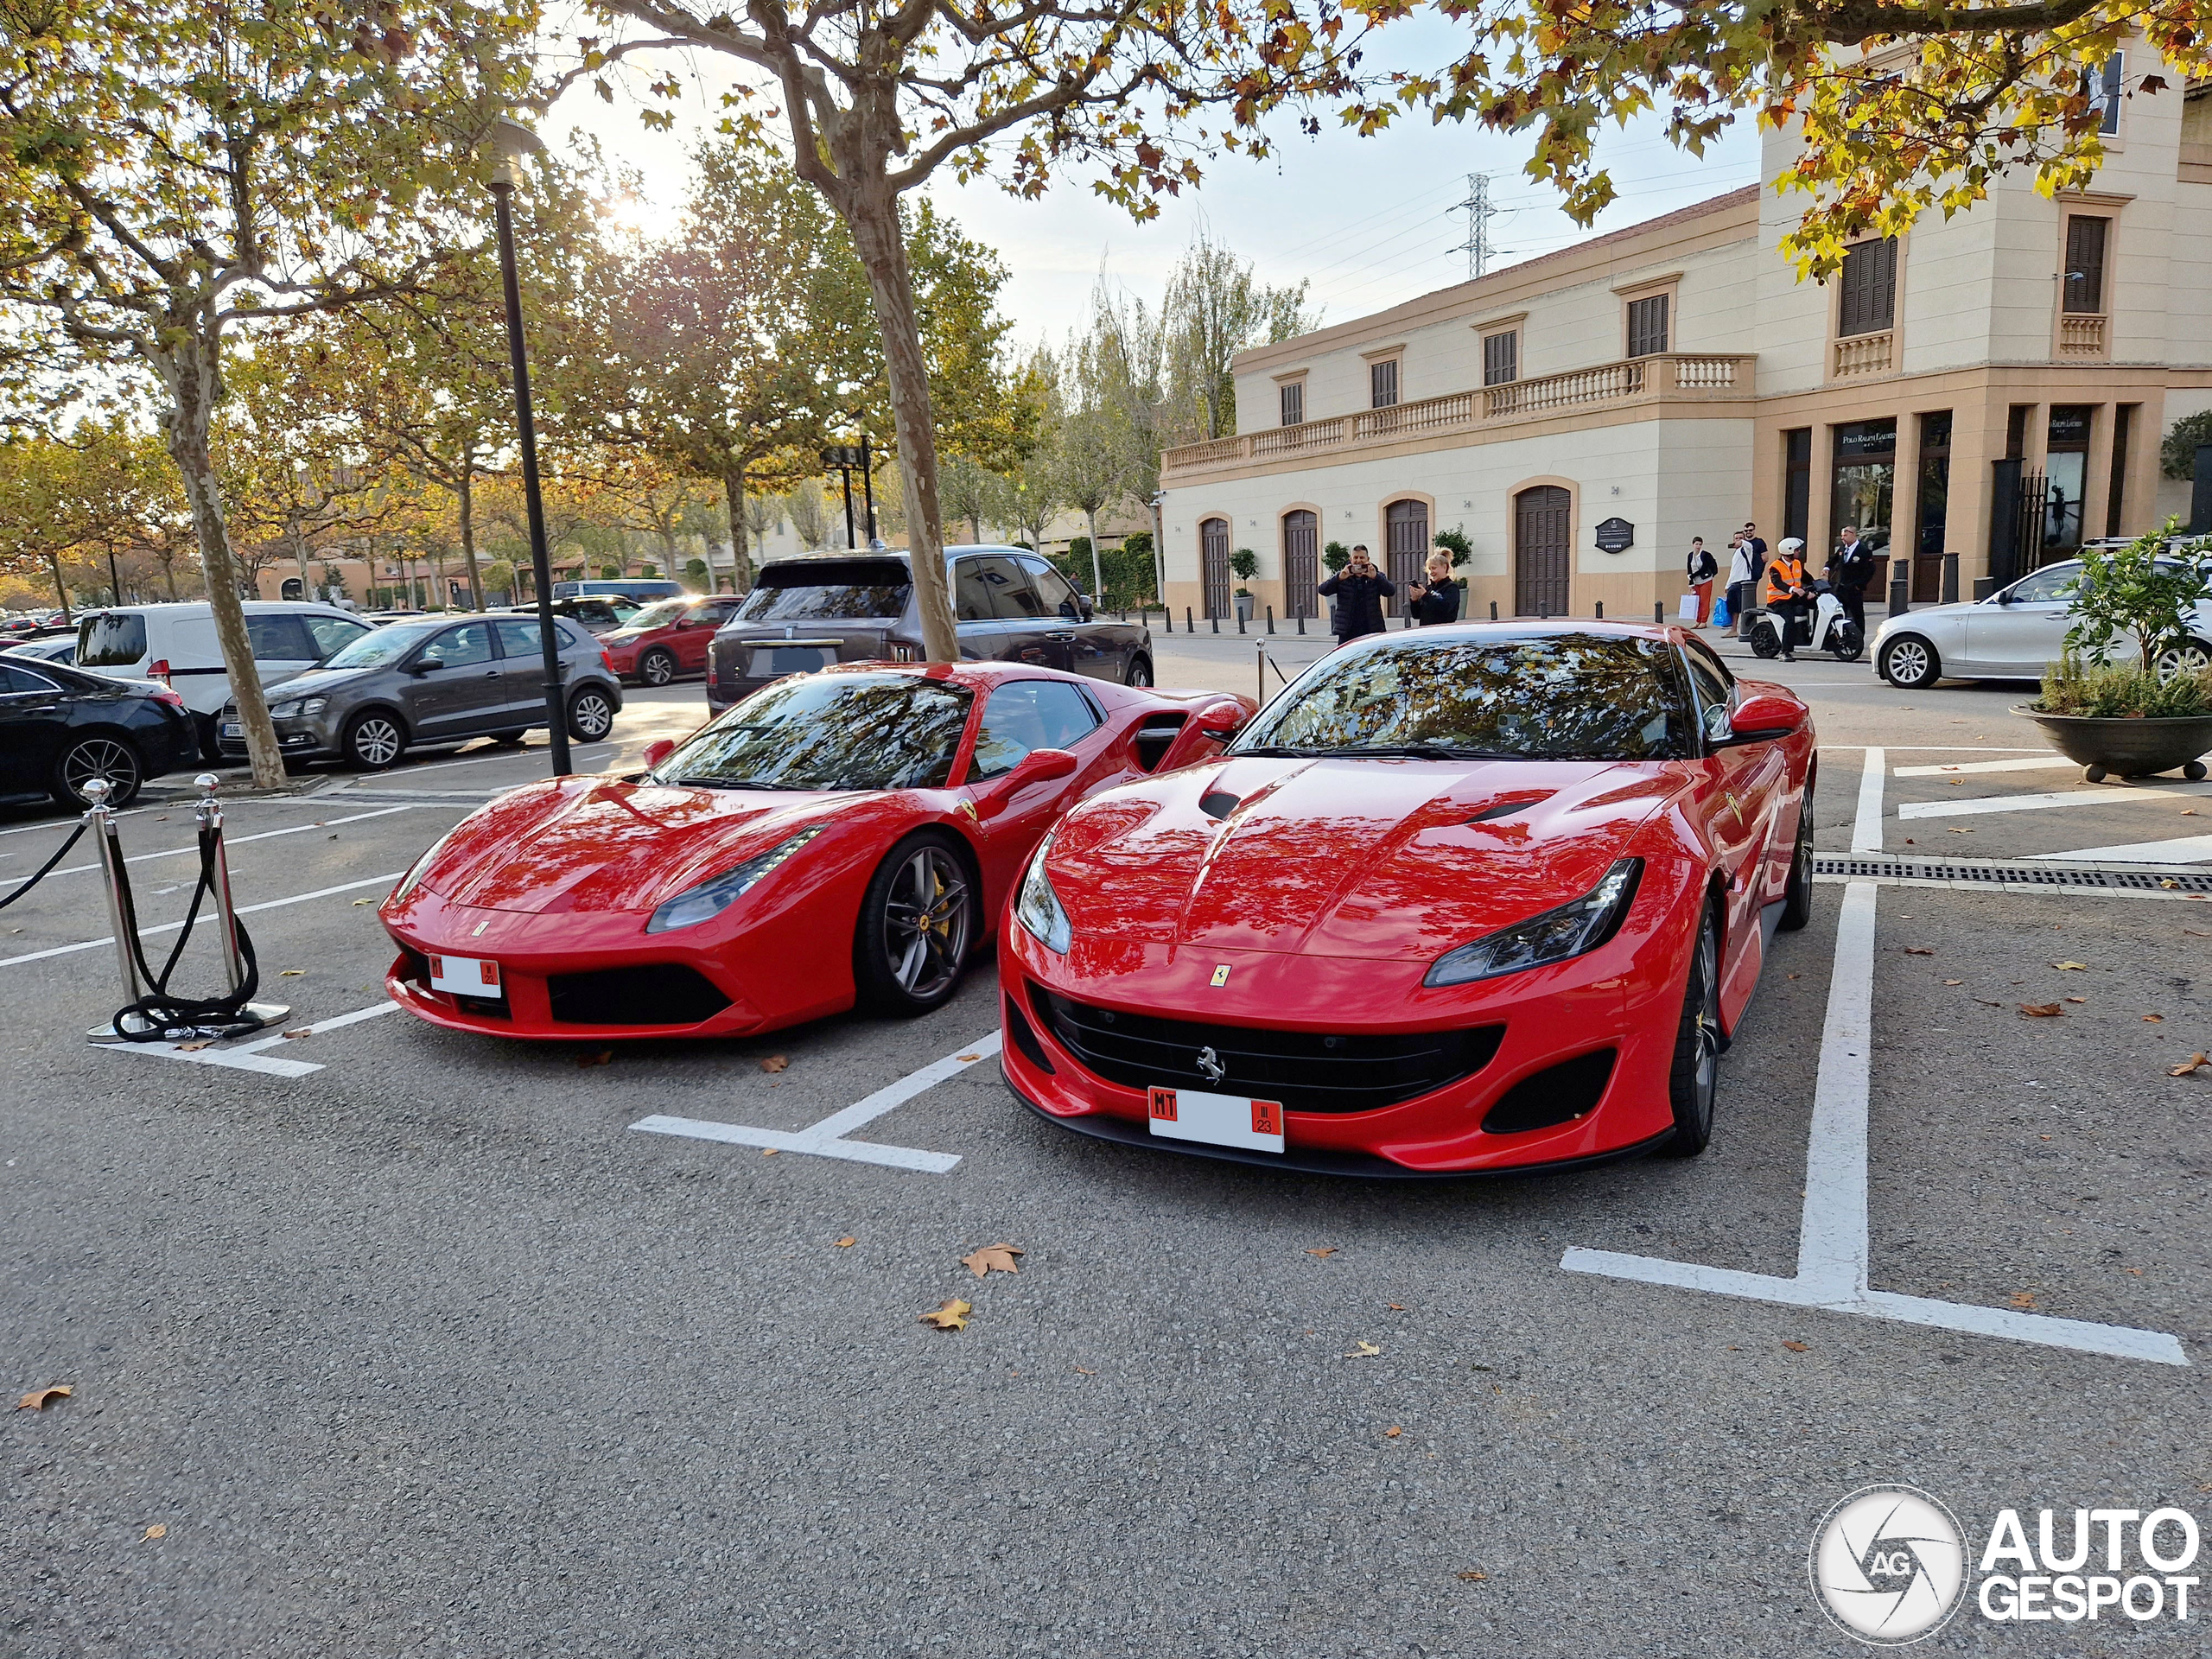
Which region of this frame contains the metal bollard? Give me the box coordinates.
[197,775,285,1032]
[1211,613,1219,635]
[1655,601,1664,625]
[1256,637,1267,704]
[1942,552,1960,605]
[1490,601,1498,621]
[1266,606,1275,635]
[1236,606,1245,635]
[1297,613,1306,636]
[1888,566,1910,619]
[1594,601,1604,620]
[1185,607,1193,635]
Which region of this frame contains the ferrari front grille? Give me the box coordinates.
[1480,1049,1617,1135]
[547,963,731,1027]
[1027,983,1503,1115]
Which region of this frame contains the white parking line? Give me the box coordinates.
[1561,879,2189,1366]
[629,1031,1002,1174]
[101,1000,404,1077]
[1850,747,1885,853]
[1894,756,2079,778]
[0,872,404,969]
[2031,833,2212,865]
[1897,782,2212,820]
[45,804,416,880]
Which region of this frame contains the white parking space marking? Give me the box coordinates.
[1563,880,2189,1366]
[1894,756,2080,778]
[2031,833,2212,865]
[0,872,405,969]
[1850,747,1885,853]
[1897,782,2212,820]
[101,1000,404,1077]
[630,1032,1002,1175]
[46,804,416,880]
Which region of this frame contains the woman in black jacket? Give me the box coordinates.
[1406,550,1461,626]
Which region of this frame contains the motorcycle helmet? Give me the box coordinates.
[1777,537,1806,555]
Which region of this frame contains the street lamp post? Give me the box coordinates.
[487,116,569,777]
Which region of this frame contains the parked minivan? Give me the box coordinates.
[552,578,685,605]
[74,601,375,760]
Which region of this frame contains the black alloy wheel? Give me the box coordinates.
[1660,900,1724,1158]
[1778,774,1815,932]
[1123,654,1154,688]
[566,687,616,743]
[53,734,143,808]
[1828,623,1864,664]
[1878,635,1940,689]
[342,710,406,771]
[853,831,976,1016]
[640,648,677,687]
[1748,621,1782,659]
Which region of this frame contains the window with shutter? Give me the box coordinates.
[1482,331,1517,386]
[2063,216,2108,314]
[1835,238,1898,337]
[1279,381,1303,426]
[1625,295,1668,358]
[1369,359,1398,409]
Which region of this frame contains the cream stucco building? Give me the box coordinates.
[1157,66,2212,629]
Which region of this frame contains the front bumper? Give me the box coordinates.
[216,711,339,760]
[996,920,1691,1176]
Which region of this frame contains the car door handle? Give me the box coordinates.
[1048,631,1077,641]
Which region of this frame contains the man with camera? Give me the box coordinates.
[1317,545,1397,648]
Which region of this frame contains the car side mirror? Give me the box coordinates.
[641,738,677,772]
[411,656,445,674]
[1196,704,1249,741]
[1724,692,1804,743]
[976,746,1078,816]
[1078,597,1094,621]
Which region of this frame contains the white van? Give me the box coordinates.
[74,601,376,760]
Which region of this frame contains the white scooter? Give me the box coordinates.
[1748,580,1864,663]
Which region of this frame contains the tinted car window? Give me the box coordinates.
[1679,641,1732,735]
[0,662,58,694]
[989,558,1051,620]
[429,622,495,666]
[2005,564,2077,604]
[736,559,912,623]
[967,681,1103,780]
[953,558,1004,623]
[77,613,147,667]
[1235,632,1695,762]
[246,613,316,660]
[321,622,437,671]
[304,614,369,658]
[652,672,974,791]
[493,618,546,658]
[1025,559,1084,620]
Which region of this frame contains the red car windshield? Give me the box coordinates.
[1234,632,1695,762]
[653,672,976,791]
[623,599,692,630]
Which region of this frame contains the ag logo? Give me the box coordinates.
[1809,1484,1967,1645]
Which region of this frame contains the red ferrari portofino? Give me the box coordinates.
[381,663,1255,1039]
[999,622,1816,1177]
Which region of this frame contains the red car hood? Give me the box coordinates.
[1051,755,1687,963]
[418,777,853,914]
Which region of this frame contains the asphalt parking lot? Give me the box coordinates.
[4,649,2209,1656]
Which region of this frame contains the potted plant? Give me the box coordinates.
[2023,523,2212,781]
[1230,547,1259,622]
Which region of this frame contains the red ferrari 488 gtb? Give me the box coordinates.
[999,621,1816,1177]
[381,663,1254,1040]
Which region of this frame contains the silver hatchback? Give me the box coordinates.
[217,613,622,770]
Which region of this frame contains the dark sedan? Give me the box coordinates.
[707,547,1154,716]
[0,651,198,808]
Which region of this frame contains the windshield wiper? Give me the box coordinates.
[1230,744,1329,757]
[1332,743,1521,760]
[674,775,818,791]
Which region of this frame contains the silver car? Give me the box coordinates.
[1873,550,2212,689]
[216,613,621,770]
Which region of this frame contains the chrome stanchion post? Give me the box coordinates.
[1256,637,1266,705]
[194,773,288,1033]
[85,777,148,1042]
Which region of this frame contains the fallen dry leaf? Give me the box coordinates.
[2010,1292,2037,1309]
[16,1384,71,1411]
[961,1243,1023,1278]
[1346,1341,1382,1358]
[1384,1426,1403,1440]
[576,1048,613,1068]
[1074,1366,1095,1375]
[760,1147,779,1156]
[1456,1570,1489,1582]
[2162,878,2183,890]
[2145,1014,2164,1022]
[2020,1003,2064,1018]
[918,1299,971,1332]
[2053,961,2090,971]
[279,969,306,977]
[760,1054,789,1073]
[956,1052,981,1062]
[1781,1341,1809,1353]
[352,897,376,906]
[280,1027,312,1040]
[835,1236,856,1248]
[1948,826,1974,834]
[1387,1303,1406,1311]
[1306,1247,1338,1258]
[176,1039,213,1052]
[1903,946,1935,956]
[2065,996,2087,1005]
[141,1524,166,1541]
[2170,1053,2211,1078]
[1944,980,1964,987]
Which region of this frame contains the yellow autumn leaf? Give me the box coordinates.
[918,1299,971,1331]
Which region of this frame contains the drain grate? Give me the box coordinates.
[1815,855,2212,893]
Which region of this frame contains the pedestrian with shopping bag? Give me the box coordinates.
[1684,537,1718,627]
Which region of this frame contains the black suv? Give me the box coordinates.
[707,546,1154,715]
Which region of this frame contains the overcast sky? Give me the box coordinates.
[548,16,1764,352]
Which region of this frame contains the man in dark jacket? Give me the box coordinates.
[1317,544,1395,646]
[1827,525,1876,634]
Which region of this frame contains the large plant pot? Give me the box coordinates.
[2020,709,2212,782]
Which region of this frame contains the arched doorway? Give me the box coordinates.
[1199,518,1231,620]
[1384,499,1428,617]
[1281,510,1318,619]
[1514,486,1571,617]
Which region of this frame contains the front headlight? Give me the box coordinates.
[645,827,826,934]
[300,696,327,715]
[1014,831,1071,954]
[1423,858,1643,988]
[269,700,299,719]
